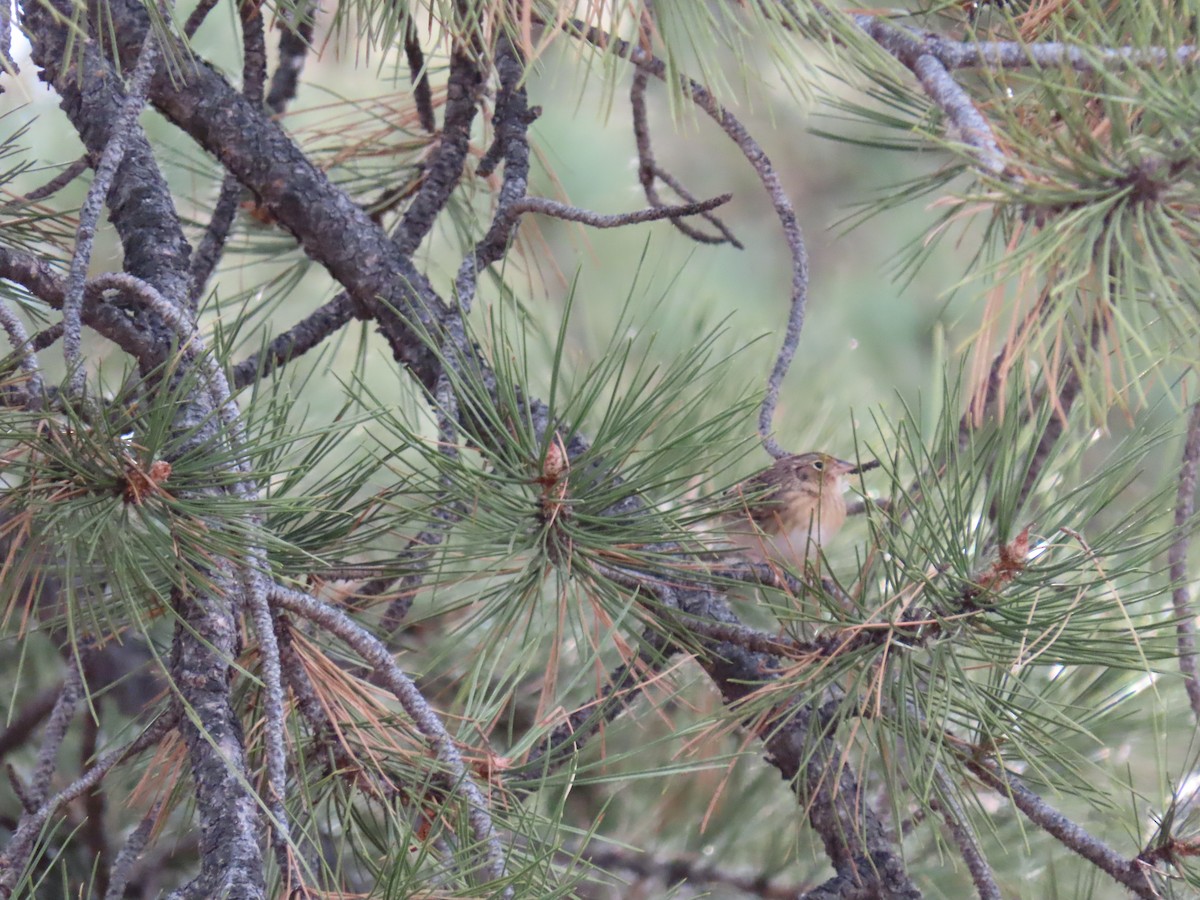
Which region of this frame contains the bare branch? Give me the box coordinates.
[182,0,220,39]
[269,582,512,894]
[1170,401,1200,725]
[188,0,269,306]
[0,682,63,759]
[562,19,810,460]
[509,633,672,785]
[27,664,83,810]
[631,69,742,248]
[404,17,436,134]
[506,194,732,229]
[0,0,15,79]
[966,758,1158,897]
[0,711,178,897]
[929,764,1002,900]
[580,843,811,897]
[454,36,534,314]
[230,292,357,389]
[265,0,317,115]
[890,30,1199,72]
[62,24,161,395]
[394,48,483,256]
[104,801,161,900]
[79,712,110,896]
[0,299,44,408]
[853,15,1006,176]
[7,156,89,205]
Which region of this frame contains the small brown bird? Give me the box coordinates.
[721,452,870,569]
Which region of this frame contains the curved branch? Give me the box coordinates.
[966,758,1157,897]
[269,583,511,894]
[853,15,1006,176]
[630,69,742,248]
[1170,401,1200,724]
[60,25,161,394]
[563,19,809,460]
[0,711,178,897]
[188,0,270,306]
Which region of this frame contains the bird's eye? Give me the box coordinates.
[811,460,824,471]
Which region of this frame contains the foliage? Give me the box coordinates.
[0,1,1199,898]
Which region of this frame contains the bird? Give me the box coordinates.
[719,452,872,569]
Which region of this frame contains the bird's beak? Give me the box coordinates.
[845,459,879,475]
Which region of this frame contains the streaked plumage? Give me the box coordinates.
[721,452,859,568]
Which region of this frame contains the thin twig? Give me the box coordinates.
[29,321,63,353]
[0,711,178,896]
[28,664,83,810]
[404,17,436,133]
[265,0,318,115]
[188,0,268,306]
[1170,401,1200,725]
[230,292,356,389]
[378,368,464,636]
[0,299,44,408]
[80,712,110,897]
[453,36,533,314]
[853,16,1007,176]
[509,634,671,785]
[62,26,161,395]
[0,682,63,759]
[563,20,810,460]
[9,156,89,205]
[580,843,811,898]
[395,48,483,256]
[966,758,1157,897]
[269,583,512,895]
[889,31,1199,72]
[630,69,742,247]
[0,0,16,78]
[453,194,730,317]
[104,801,161,900]
[929,763,1002,900]
[182,0,221,39]
[505,194,731,229]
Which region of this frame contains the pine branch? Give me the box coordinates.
[264,0,317,116]
[187,0,269,307]
[0,298,44,408]
[60,21,161,396]
[270,582,513,895]
[560,18,810,461]
[0,682,63,759]
[0,710,178,897]
[1170,401,1200,725]
[229,292,357,389]
[103,801,161,900]
[631,69,742,248]
[394,46,483,257]
[965,757,1157,897]
[579,843,812,897]
[404,16,436,135]
[851,14,1006,175]
[26,664,83,811]
[928,763,1002,900]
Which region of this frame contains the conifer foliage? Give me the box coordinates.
[1,1,1199,897]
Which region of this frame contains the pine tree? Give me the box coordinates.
[0,1,1198,897]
